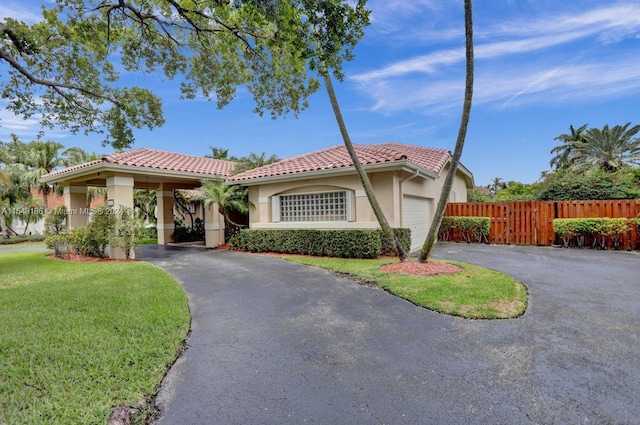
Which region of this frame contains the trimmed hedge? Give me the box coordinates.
[553,217,632,249]
[229,228,411,259]
[439,216,490,243]
[379,228,411,256]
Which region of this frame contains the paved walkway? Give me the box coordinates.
[138,244,640,425]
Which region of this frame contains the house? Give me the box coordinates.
[41,143,474,257]
[42,148,236,258]
[230,142,474,251]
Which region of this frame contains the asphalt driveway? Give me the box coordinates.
[139,243,639,425]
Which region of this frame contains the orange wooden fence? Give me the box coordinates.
[444,200,639,249]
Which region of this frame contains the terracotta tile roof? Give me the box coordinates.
[43,148,236,180]
[229,142,451,182]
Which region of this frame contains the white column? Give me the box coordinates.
[106,175,134,259]
[63,185,88,229]
[156,186,175,246]
[205,203,225,248]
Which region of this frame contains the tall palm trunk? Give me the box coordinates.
[321,70,407,261]
[419,0,474,263]
[0,211,9,239]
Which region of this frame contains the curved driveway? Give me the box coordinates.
[139,243,639,425]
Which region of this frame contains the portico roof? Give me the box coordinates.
[42,148,236,189]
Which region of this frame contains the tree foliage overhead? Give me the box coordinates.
[1,0,368,150]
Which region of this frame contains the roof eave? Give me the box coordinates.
[42,162,229,184]
[230,160,439,186]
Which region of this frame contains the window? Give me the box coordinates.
[272,190,354,222]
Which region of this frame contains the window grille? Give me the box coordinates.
[279,191,348,222]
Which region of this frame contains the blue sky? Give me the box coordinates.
[2,0,640,186]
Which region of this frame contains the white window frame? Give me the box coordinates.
[272,190,355,223]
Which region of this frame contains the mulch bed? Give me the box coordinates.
[380,260,462,276]
[47,254,136,263]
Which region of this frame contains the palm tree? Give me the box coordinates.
[192,181,254,235]
[62,147,107,207]
[550,124,588,171]
[206,146,236,160]
[571,123,640,172]
[320,70,408,261]
[133,189,157,224]
[5,139,65,209]
[232,152,279,175]
[419,0,474,263]
[486,177,506,196]
[305,4,408,261]
[0,168,30,239]
[14,195,45,235]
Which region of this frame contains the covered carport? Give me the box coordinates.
[42,148,236,259]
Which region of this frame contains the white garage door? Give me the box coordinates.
[402,195,432,251]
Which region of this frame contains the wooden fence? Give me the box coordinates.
[444,200,640,249]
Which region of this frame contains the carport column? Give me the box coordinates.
[106,175,134,260]
[63,185,88,229]
[156,186,175,245]
[204,203,225,248]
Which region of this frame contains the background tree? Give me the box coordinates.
[61,148,108,207]
[419,0,474,263]
[550,124,588,171]
[232,152,280,175]
[571,123,640,172]
[205,147,238,161]
[5,138,65,208]
[133,190,157,224]
[1,1,369,149]
[486,177,506,196]
[494,181,538,201]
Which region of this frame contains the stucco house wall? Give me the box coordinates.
[247,168,469,230]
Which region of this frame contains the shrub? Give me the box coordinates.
[439,217,490,243]
[45,233,72,258]
[87,205,116,258]
[140,224,157,239]
[229,229,388,258]
[537,169,640,200]
[553,218,631,249]
[44,206,67,236]
[111,206,143,259]
[69,227,97,257]
[379,228,412,256]
[172,217,205,242]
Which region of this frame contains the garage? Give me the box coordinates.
[402,195,432,251]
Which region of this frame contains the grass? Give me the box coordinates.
[284,256,527,319]
[137,237,158,245]
[0,241,46,249]
[0,252,190,425]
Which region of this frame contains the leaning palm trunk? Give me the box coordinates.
[321,70,408,261]
[419,0,474,263]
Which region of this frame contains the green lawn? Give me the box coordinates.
[0,252,190,425]
[0,241,46,249]
[285,256,527,319]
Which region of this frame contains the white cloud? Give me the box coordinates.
[0,107,69,141]
[361,57,640,114]
[0,3,42,23]
[351,3,640,114]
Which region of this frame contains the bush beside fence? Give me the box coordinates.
[438,217,490,243]
[553,218,633,249]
